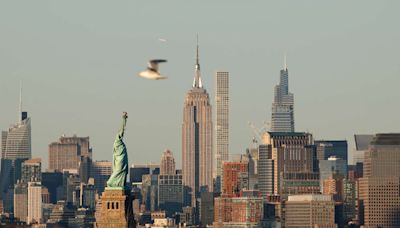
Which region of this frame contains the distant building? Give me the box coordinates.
[222,161,248,197]
[129,164,159,184]
[77,179,96,211]
[47,201,75,226]
[1,111,31,160]
[27,182,42,224]
[157,174,183,216]
[64,173,81,204]
[342,179,356,223]
[21,158,41,183]
[270,57,295,132]
[259,132,319,198]
[91,160,111,194]
[160,149,176,175]
[199,191,214,226]
[48,135,92,174]
[315,140,348,161]
[152,218,175,228]
[353,134,374,164]
[142,174,158,211]
[41,187,50,204]
[319,156,347,192]
[285,194,336,228]
[42,172,63,204]
[13,182,28,222]
[258,144,274,198]
[213,196,263,228]
[182,41,213,207]
[0,100,31,210]
[359,133,400,227]
[215,71,229,193]
[179,206,196,226]
[68,207,95,228]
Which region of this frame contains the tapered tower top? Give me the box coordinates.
[192,35,203,88]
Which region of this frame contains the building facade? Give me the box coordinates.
[0,107,31,213]
[21,158,41,183]
[259,132,319,198]
[160,149,176,175]
[91,160,112,194]
[319,157,347,193]
[1,113,31,160]
[158,174,183,216]
[48,135,92,173]
[13,182,28,222]
[27,182,42,224]
[285,194,336,228]
[182,42,213,206]
[270,57,294,132]
[222,161,248,197]
[213,197,263,228]
[315,140,348,161]
[215,71,229,191]
[359,133,400,227]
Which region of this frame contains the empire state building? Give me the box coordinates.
[182,41,213,206]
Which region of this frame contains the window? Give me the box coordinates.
[112,202,115,209]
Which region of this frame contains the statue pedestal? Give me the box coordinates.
[96,188,135,228]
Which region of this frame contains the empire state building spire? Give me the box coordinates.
[192,35,203,88]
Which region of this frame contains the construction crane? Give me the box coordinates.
[248,121,270,146]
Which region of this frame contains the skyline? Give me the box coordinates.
[1,1,400,168]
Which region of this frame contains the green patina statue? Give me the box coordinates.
[106,112,129,189]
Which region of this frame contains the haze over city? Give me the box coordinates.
[1,0,399,169]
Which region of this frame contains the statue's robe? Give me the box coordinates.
[106,118,128,188]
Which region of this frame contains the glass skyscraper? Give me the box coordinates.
[215,71,229,192]
[270,57,295,132]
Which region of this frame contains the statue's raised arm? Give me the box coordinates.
[106,112,129,189]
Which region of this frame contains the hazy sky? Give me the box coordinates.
[1,1,399,169]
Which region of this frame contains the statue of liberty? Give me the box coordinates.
[106,112,129,189]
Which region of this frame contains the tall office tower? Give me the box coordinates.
[259,132,319,198]
[222,161,248,197]
[1,84,31,160]
[285,195,336,228]
[91,160,112,194]
[315,140,348,161]
[342,179,356,223]
[158,174,183,217]
[21,158,41,183]
[215,71,229,192]
[0,85,31,212]
[14,182,28,222]
[48,135,92,172]
[182,40,213,206]
[359,133,400,227]
[258,144,274,198]
[160,149,176,175]
[27,182,42,224]
[319,156,347,193]
[270,56,294,132]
